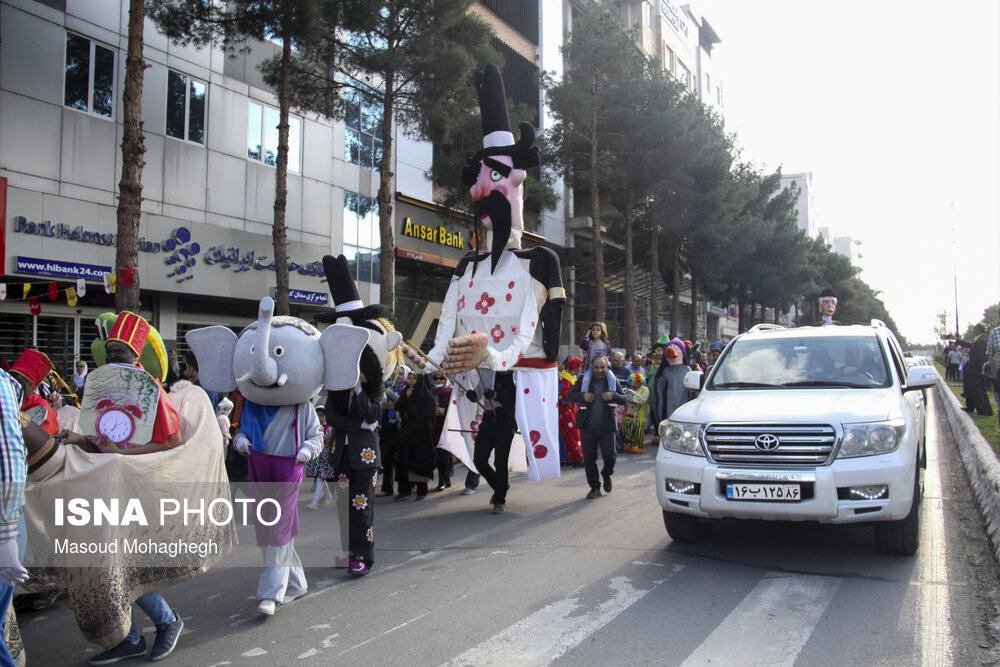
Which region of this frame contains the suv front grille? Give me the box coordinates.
[704,424,837,465]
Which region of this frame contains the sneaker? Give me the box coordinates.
[348,558,369,577]
[432,484,446,492]
[281,589,307,604]
[603,475,612,493]
[31,585,65,610]
[461,487,476,495]
[586,487,602,500]
[149,613,184,661]
[375,491,391,497]
[305,502,319,511]
[491,502,505,514]
[89,637,147,665]
[394,493,412,502]
[413,494,427,502]
[257,599,276,616]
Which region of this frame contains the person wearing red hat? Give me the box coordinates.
[557,357,584,467]
[9,349,59,435]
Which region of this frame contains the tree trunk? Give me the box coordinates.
[590,91,606,323]
[648,203,659,348]
[689,278,698,342]
[271,31,292,316]
[377,74,395,313]
[670,244,680,338]
[623,185,635,354]
[737,291,747,333]
[114,0,146,314]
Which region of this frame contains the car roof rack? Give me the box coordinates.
[747,323,785,333]
[870,319,888,328]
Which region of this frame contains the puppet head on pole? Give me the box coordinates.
[461,63,539,273]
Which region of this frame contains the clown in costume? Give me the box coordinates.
[404,64,565,512]
[558,357,583,465]
[316,255,402,577]
[9,350,59,436]
[621,372,649,453]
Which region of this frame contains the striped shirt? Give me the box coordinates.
[987,326,1000,359]
[0,370,27,543]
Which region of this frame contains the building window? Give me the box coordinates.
[705,73,711,93]
[647,2,656,29]
[64,32,115,118]
[678,63,691,90]
[343,191,380,284]
[663,44,674,73]
[345,83,383,171]
[166,70,207,144]
[247,101,301,172]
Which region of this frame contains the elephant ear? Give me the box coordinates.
[319,323,370,391]
[184,326,238,393]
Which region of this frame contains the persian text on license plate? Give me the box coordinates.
[726,483,801,501]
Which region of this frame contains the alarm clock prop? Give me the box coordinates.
[77,364,160,448]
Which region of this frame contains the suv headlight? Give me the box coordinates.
[837,419,906,458]
[660,421,702,456]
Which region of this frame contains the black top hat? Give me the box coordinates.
[315,254,389,324]
[461,64,539,187]
[819,288,837,300]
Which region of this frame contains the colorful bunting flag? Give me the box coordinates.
[28,297,40,315]
[0,284,5,301]
[48,282,58,301]
[76,278,86,298]
[66,287,77,307]
[118,266,136,287]
[22,284,30,299]
[103,273,116,294]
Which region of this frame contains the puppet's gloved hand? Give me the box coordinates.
[465,390,479,403]
[0,540,28,586]
[295,448,315,464]
[233,435,251,456]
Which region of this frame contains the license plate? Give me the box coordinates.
[726,483,801,502]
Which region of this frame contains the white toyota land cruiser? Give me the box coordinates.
[655,321,938,555]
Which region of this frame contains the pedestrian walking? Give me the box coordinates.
[568,356,626,499]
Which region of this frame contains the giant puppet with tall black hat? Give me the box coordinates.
[317,254,401,576]
[402,63,566,512]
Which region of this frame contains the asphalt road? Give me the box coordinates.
[20,390,1000,665]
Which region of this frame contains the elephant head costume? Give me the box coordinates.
[185,296,371,406]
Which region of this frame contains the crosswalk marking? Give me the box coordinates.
[681,573,841,667]
[441,566,683,666]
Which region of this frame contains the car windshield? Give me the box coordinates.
[708,335,891,389]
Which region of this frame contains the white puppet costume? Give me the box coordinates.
[423,64,564,508]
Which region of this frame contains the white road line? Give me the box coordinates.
[440,566,683,666]
[917,397,953,665]
[680,573,841,667]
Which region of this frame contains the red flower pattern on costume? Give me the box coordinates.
[511,325,518,335]
[457,295,465,312]
[475,292,495,314]
[491,324,504,343]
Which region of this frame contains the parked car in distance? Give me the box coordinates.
[655,321,938,555]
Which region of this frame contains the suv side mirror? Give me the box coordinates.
[904,366,937,392]
[683,370,703,391]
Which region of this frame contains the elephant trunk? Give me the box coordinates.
[249,297,280,387]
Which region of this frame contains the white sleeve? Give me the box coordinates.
[424,275,460,371]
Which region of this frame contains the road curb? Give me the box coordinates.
[935,373,1000,564]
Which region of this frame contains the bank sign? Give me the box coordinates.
[400,217,465,250]
[10,215,331,304]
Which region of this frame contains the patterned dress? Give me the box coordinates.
[305,425,334,480]
[557,370,583,464]
[621,385,649,453]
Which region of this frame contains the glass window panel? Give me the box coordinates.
[64,33,90,111]
[287,115,301,173]
[343,191,359,245]
[342,245,359,281]
[373,138,383,172]
[187,79,206,144]
[357,199,372,249]
[345,128,360,165]
[92,44,115,117]
[359,134,373,170]
[366,197,379,250]
[263,105,279,166]
[371,250,380,284]
[166,71,187,139]
[357,249,372,284]
[248,101,262,160]
[345,90,360,130]
[361,96,378,135]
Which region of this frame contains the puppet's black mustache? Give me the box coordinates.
[473,190,510,223]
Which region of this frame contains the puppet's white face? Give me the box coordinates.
[469,154,525,233]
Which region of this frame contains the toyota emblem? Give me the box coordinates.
[754,434,780,451]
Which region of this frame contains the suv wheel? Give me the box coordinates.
[663,510,711,543]
[874,465,921,556]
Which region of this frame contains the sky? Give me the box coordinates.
[696,0,1000,344]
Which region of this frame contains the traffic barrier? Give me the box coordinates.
[935,372,1000,565]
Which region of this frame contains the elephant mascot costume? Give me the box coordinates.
[186,297,370,614]
[315,255,402,577]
